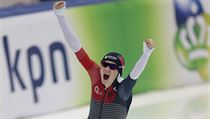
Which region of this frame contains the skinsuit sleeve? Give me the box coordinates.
[118,42,155,101]
[54,2,95,72]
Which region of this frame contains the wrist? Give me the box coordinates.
[143,42,154,56]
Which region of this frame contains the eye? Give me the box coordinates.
[101,61,108,67]
[109,64,117,70]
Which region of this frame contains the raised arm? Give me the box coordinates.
[53,1,81,52]
[53,1,95,70]
[130,38,155,80]
[118,39,155,100]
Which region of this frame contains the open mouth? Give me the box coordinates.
[103,74,110,80]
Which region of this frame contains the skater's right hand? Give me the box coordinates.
[53,1,66,16]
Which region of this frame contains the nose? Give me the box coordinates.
[104,66,111,71]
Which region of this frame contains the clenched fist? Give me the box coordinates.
[143,38,155,55]
[144,38,155,49]
[53,1,66,16]
[54,1,65,9]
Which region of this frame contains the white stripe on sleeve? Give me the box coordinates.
[55,15,81,52]
[130,43,154,80]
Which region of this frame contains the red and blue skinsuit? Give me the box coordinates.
[75,48,136,119]
[54,5,154,118]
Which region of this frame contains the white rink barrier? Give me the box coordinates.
[29,83,210,119]
[0,10,82,119]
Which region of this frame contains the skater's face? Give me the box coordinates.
[100,60,119,88]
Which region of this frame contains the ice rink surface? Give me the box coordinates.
[29,83,210,119]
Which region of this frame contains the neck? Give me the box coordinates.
[104,83,111,88]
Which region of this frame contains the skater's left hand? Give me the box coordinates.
[144,38,155,49]
[143,38,155,55]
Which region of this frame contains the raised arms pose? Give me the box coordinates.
[54,1,155,119]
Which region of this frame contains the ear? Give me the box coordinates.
[117,74,123,83]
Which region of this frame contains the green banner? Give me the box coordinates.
[63,0,209,104]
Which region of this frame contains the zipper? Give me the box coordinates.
[99,87,107,119]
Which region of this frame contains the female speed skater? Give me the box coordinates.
[53,1,155,119]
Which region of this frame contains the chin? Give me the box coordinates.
[101,78,110,85]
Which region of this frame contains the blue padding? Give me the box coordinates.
[0,0,113,18]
